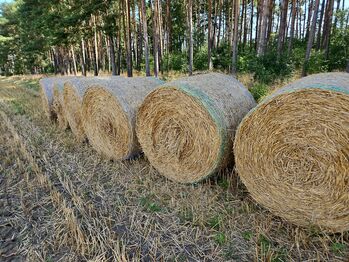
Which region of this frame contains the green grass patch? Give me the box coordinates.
[214,232,226,245]
[139,195,161,213]
[10,100,25,115]
[330,242,347,256]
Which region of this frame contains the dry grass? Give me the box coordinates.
[234,72,349,233]
[0,75,349,261]
[137,73,256,183]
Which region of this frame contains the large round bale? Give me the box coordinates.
[63,77,111,141]
[136,73,256,183]
[81,77,164,160]
[40,76,76,120]
[234,72,349,232]
[52,80,73,130]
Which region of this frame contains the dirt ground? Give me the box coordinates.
[0,76,348,261]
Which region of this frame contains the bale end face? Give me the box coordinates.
[63,82,86,141]
[137,87,224,183]
[39,79,55,120]
[52,86,69,130]
[82,86,133,160]
[234,74,349,232]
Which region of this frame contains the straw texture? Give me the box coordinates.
[234,72,349,232]
[81,77,164,160]
[63,77,110,141]
[52,79,75,130]
[137,73,256,183]
[40,76,76,120]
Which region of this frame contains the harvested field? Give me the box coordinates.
[0,76,349,261]
[234,72,349,233]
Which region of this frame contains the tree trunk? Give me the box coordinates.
[141,0,151,76]
[152,0,159,77]
[124,0,133,77]
[250,0,254,48]
[316,0,326,50]
[93,15,99,76]
[257,0,269,56]
[240,0,245,44]
[277,0,289,59]
[322,0,334,59]
[302,0,320,76]
[217,0,223,48]
[266,0,274,45]
[242,0,248,48]
[208,0,213,70]
[166,0,172,52]
[108,35,117,76]
[305,0,313,38]
[232,0,239,75]
[71,46,77,75]
[287,0,297,55]
[188,0,193,75]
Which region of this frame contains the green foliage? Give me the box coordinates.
[242,231,253,241]
[258,234,272,255]
[330,242,347,256]
[168,52,187,72]
[10,100,25,115]
[247,51,293,84]
[140,195,161,213]
[194,47,209,71]
[214,232,226,245]
[207,214,222,230]
[250,83,269,102]
[213,42,231,70]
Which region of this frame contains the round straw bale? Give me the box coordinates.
[234,72,349,232]
[39,77,58,120]
[136,73,256,183]
[40,76,76,120]
[81,77,164,160]
[52,80,71,130]
[63,77,111,141]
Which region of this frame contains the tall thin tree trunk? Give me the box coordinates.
[108,35,117,75]
[166,0,172,52]
[208,0,213,70]
[232,0,239,74]
[257,0,269,56]
[302,0,320,76]
[250,0,254,48]
[188,0,193,75]
[71,46,77,75]
[93,15,99,76]
[287,0,297,55]
[277,0,289,59]
[124,0,133,77]
[152,0,159,77]
[316,0,326,49]
[266,0,274,45]
[141,0,151,76]
[322,0,334,59]
[242,0,248,48]
[305,0,313,38]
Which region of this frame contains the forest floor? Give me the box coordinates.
[0,75,348,262]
